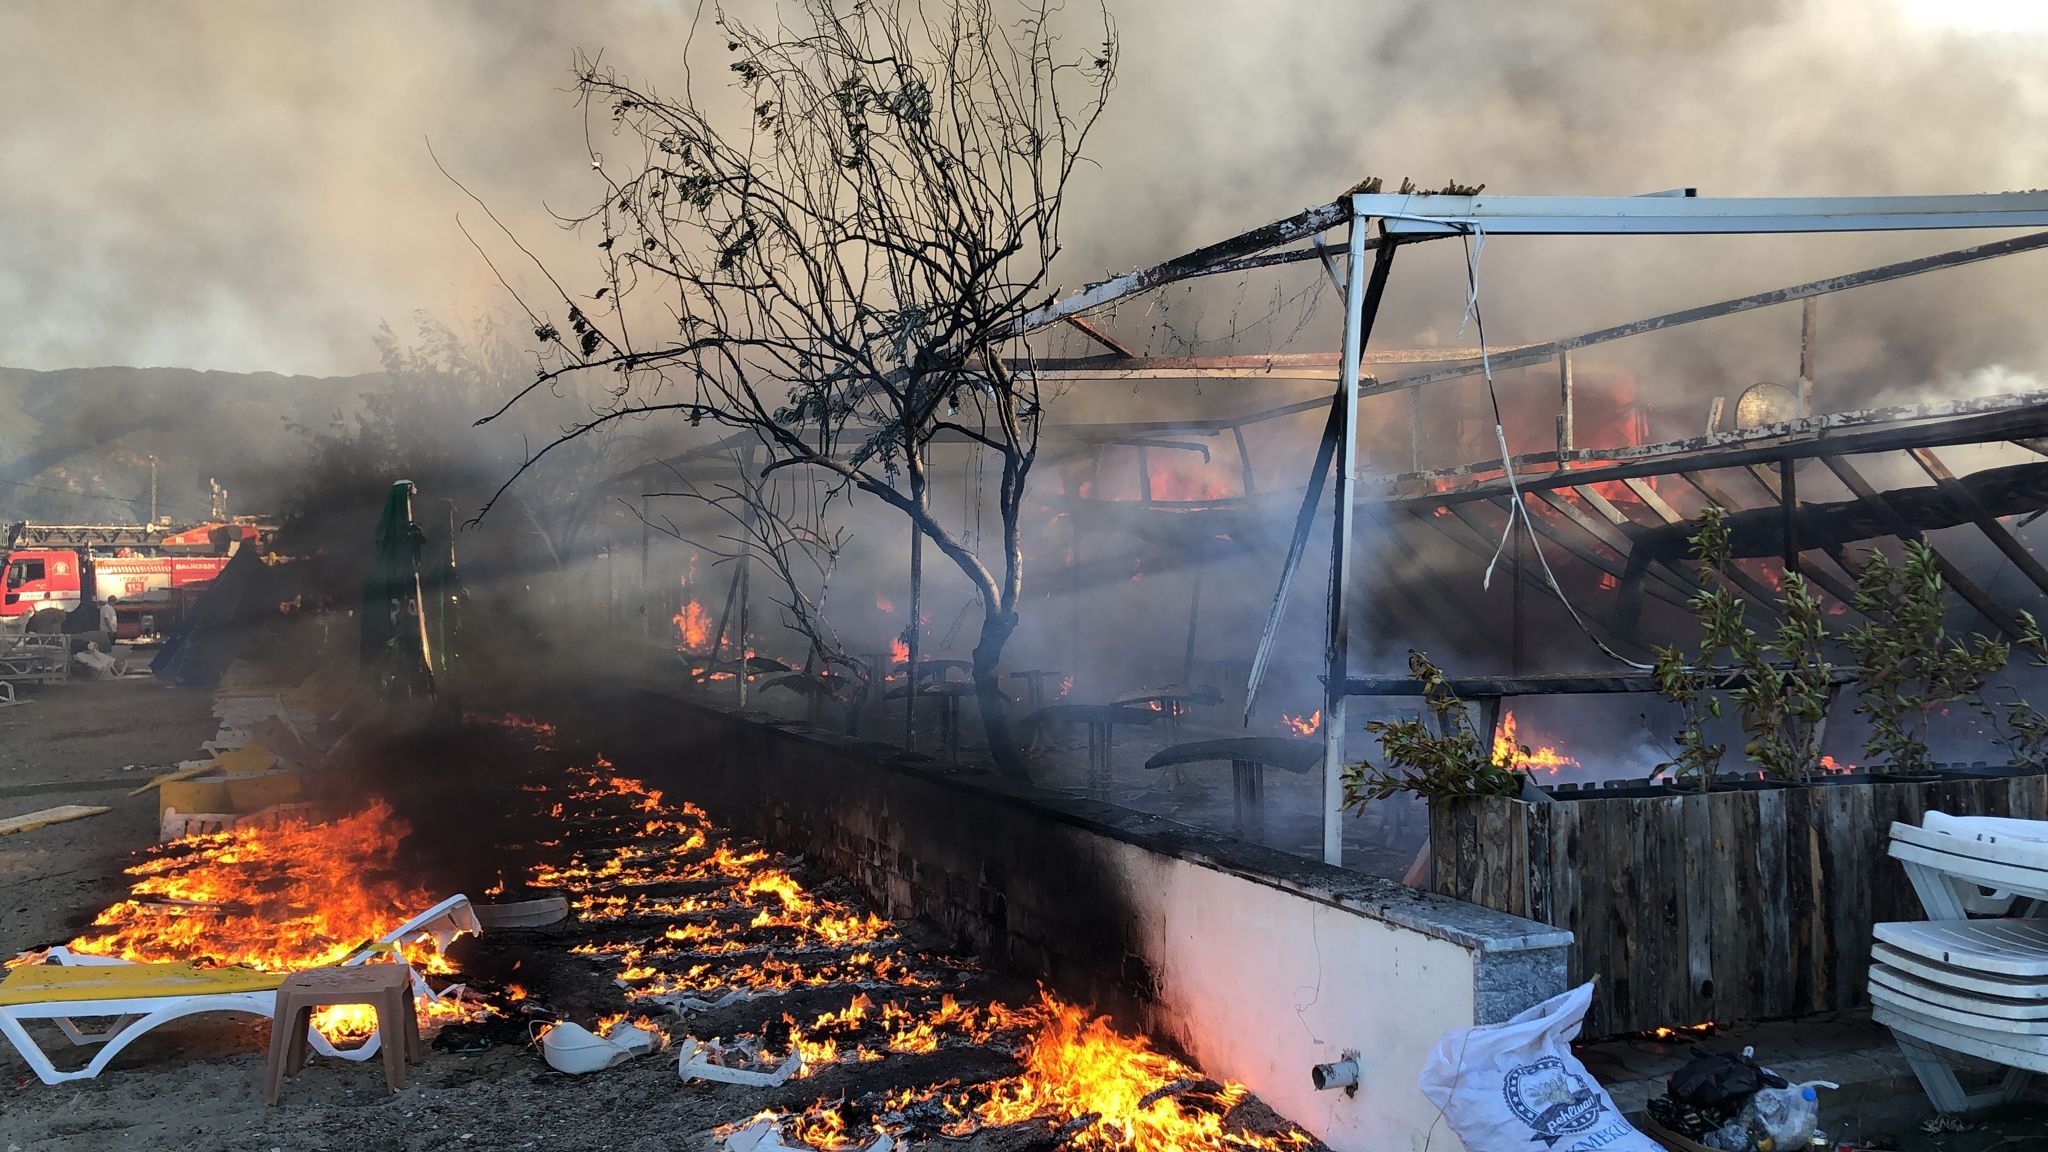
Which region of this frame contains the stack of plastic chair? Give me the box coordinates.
[1871,811,2048,1113]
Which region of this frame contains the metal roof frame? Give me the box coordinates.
[1278,190,2048,866]
[1357,192,2048,236]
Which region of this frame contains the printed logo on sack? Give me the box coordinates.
[1503,1056,1604,1146]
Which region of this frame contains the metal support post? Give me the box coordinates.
[1557,353,1576,453]
[906,520,922,749]
[1323,211,1401,867]
[1798,298,1818,417]
[1780,458,1800,574]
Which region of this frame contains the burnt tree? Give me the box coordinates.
[471,0,1116,779]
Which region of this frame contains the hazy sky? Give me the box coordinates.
[2,0,2044,377]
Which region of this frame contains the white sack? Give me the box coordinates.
[1418,983,1658,1152]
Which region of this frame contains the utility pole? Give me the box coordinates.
[147,455,158,524]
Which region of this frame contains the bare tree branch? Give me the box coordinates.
[467,0,1116,779]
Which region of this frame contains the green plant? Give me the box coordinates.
[1341,650,1528,810]
[1966,606,2048,766]
[1843,542,2009,773]
[1653,506,1835,785]
[1734,565,1833,782]
[1652,508,1742,789]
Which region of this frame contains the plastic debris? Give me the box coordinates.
[723,1117,893,1152]
[541,1021,648,1075]
[676,1037,801,1087]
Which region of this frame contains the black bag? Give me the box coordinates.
[1667,1048,1789,1110]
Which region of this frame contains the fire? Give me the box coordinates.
[66,801,439,972]
[1147,464,1233,503]
[889,637,910,665]
[1648,1022,1718,1040]
[1492,710,1577,774]
[1281,710,1320,737]
[675,599,712,650]
[1820,754,1855,774]
[532,761,1311,1152]
[1057,675,1074,699]
[974,995,1306,1151]
[734,994,1310,1150]
[875,594,894,613]
[50,801,485,1044]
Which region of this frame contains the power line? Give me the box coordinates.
[0,476,138,502]
[0,475,208,518]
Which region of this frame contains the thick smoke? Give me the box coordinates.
[2,0,2045,382]
[6,0,2048,727]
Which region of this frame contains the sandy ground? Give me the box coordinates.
[0,672,217,950]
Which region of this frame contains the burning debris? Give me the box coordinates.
[8,703,1319,1152]
[677,599,714,652]
[30,800,490,1044]
[486,719,1322,1152]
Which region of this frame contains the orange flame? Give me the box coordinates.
[1648,1022,1718,1040]
[1492,710,1576,774]
[1281,710,1321,737]
[52,801,486,1044]
[889,637,910,665]
[66,801,439,972]
[674,599,712,650]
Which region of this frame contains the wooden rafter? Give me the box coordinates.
[1907,447,2048,599]
[1430,502,1651,656]
[1676,470,1863,613]
[1378,391,2048,511]
[1503,496,1691,611]
[1820,454,2019,637]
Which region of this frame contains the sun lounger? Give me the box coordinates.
[0,632,68,687]
[1875,813,2048,1112]
[0,959,287,1083]
[1888,816,2048,919]
[1868,920,2048,1112]
[0,894,478,1083]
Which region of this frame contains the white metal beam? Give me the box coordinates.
[1357,192,2048,236]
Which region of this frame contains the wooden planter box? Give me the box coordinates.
[1429,773,2048,1037]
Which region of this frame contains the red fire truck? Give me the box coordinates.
[2,521,265,638]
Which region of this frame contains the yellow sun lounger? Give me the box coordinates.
[0,959,286,1084]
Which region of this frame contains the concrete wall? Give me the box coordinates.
[584,686,1569,1152]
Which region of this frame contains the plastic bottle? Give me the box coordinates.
[1737,1081,1837,1151]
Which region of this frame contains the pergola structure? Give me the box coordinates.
[1018,189,2048,865]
